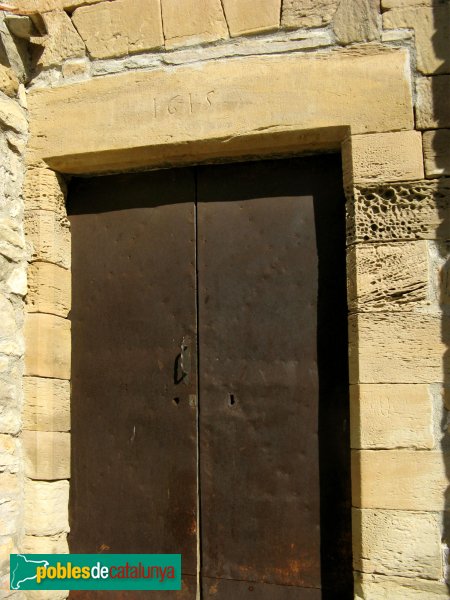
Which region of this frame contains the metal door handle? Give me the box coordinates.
[175,336,190,384]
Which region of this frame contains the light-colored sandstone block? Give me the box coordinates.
[0,293,23,358]
[347,180,450,243]
[23,533,68,554]
[353,509,442,579]
[0,434,20,474]
[25,479,69,536]
[0,64,19,98]
[0,95,27,133]
[161,0,228,49]
[23,377,70,432]
[347,242,428,312]
[17,0,103,11]
[423,129,450,178]
[349,313,448,384]
[342,131,424,187]
[416,75,450,130]
[72,0,164,59]
[352,450,448,510]
[333,0,379,44]
[282,0,339,28]
[27,262,71,318]
[23,168,67,214]
[350,384,433,449]
[24,210,70,269]
[221,0,280,37]
[355,572,450,599]
[24,313,71,379]
[32,10,85,69]
[28,49,414,174]
[23,430,70,480]
[382,0,435,6]
[383,5,450,75]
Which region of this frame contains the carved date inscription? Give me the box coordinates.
[152,90,216,118]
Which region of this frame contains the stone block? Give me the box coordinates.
[348,312,448,384]
[347,242,428,312]
[33,10,85,69]
[23,0,102,10]
[161,0,228,49]
[23,430,70,480]
[342,131,424,188]
[347,180,450,243]
[333,0,379,44]
[25,479,69,535]
[355,573,450,599]
[281,0,339,28]
[353,508,442,578]
[0,378,21,435]
[383,5,450,75]
[23,377,70,432]
[23,533,68,554]
[0,294,23,358]
[350,384,433,449]
[352,450,448,510]
[23,168,67,214]
[0,64,19,98]
[24,210,70,269]
[416,75,450,130]
[0,217,24,263]
[24,314,71,380]
[423,129,450,178]
[72,0,164,59]
[0,434,20,474]
[221,0,281,37]
[27,262,71,318]
[0,96,27,133]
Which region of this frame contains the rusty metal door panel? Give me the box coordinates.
[202,577,322,599]
[68,169,198,599]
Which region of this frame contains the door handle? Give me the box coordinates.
[175,336,191,384]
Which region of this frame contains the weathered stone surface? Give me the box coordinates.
[25,479,69,535]
[61,57,89,80]
[423,129,450,178]
[14,0,103,11]
[161,0,228,49]
[23,533,68,554]
[349,313,448,384]
[24,210,70,269]
[343,131,424,187]
[23,377,70,432]
[23,168,66,214]
[333,0,379,44]
[382,0,436,6]
[352,450,448,510]
[355,573,450,599]
[347,180,450,243]
[353,509,442,578]
[32,10,85,69]
[28,49,414,174]
[72,0,164,59]
[26,262,70,317]
[0,64,18,98]
[221,0,280,36]
[383,5,450,75]
[0,294,23,357]
[24,314,71,379]
[350,384,433,449]
[0,217,24,263]
[0,379,21,435]
[281,0,339,28]
[347,242,428,311]
[0,96,27,133]
[416,75,450,130]
[23,430,70,480]
[0,434,20,474]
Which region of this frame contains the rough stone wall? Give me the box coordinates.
[0,0,448,599]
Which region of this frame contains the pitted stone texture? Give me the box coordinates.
[27,262,70,317]
[72,0,164,59]
[25,479,69,535]
[23,430,70,480]
[24,313,71,380]
[161,0,228,49]
[350,384,433,449]
[24,168,66,214]
[221,0,281,36]
[416,75,450,129]
[333,0,379,44]
[343,132,423,188]
[355,573,450,599]
[383,5,450,74]
[23,377,70,432]
[423,129,450,178]
[349,312,448,384]
[32,10,85,68]
[0,218,25,264]
[347,242,428,311]
[353,509,442,578]
[347,181,450,244]
[23,533,68,554]
[281,0,339,28]
[24,210,70,269]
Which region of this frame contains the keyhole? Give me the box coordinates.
[228,394,235,406]
[173,397,180,406]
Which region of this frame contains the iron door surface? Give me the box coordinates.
[68,169,198,599]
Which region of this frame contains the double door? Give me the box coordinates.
[68,156,352,599]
